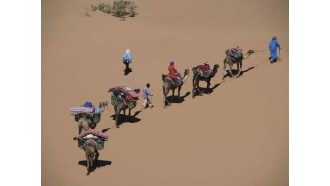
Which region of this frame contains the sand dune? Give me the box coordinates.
[42,0,288,185]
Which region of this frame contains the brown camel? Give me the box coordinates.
[111,88,139,128]
[162,69,189,108]
[223,49,253,79]
[76,101,108,134]
[83,138,99,175]
[192,64,219,98]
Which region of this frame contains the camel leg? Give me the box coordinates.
[206,80,211,94]
[128,109,132,122]
[86,151,91,175]
[223,59,227,80]
[95,147,99,168]
[192,76,196,98]
[236,62,241,78]
[195,78,202,96]
[162,86,167,107]
[229,65,234,77]
[178,86,182,102]
[115,111,120,128]
[122,109,126,122]
[170,89,174,104]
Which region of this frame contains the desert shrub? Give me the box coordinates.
[127,2,138,17]
[81,8,92,17]
[88,0,138,18]
[111,0,130,17]
[91,5,98,11]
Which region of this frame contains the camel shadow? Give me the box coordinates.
[166,91,190,105]
[78,159,112,174]
[110,112,141,127]
[222,66,255,79]
[195,83,221,96]
[101,128,111,133]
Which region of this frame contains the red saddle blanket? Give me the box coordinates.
[75,129,109,139]
[162,74,180,80]
[109,86,139,101]
[196,64,210,72]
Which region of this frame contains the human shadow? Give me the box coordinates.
[78,159,112,174]
[124,68,133,76]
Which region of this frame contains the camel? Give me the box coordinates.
[112,89,139,128]
[192,64,219,98]
[76,101,108,134]
[162,69,189,107]
[223,49,254,79]
[83,138,99,175]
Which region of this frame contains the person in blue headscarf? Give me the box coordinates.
[268,36,281,63]
[122,49,132,75]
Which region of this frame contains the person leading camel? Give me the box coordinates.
[168,60,181,78]
[268,36,281,63]
[142,83,154,109]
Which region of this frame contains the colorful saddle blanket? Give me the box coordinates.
[109,86,139,108]
[162,74,180,81]
[75,129,109,139]
[70,107,94,116]
[229,49,243,59]
[197,64,210,72]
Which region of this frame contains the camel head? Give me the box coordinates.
[133,88,141,94]
[183,69,189,76]
[225,49,231,55]
[182,69,190,83]
[99,101,108,112]
[213,64,220,70]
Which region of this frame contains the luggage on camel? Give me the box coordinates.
[195,63,212,78]
[74,129,108,150]
[70,101,96,122]
[70,107,94,116]
[109,86,139,109]
[229,48,243,59]
[77,137,105,150]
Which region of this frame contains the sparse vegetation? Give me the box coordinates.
[87,0,138,19]
[81,8,92,17]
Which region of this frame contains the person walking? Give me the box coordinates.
[122,49,132,75]
[142,83,154,109]
[268,36,281,63]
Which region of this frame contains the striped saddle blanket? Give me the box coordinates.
[70,107,94,116]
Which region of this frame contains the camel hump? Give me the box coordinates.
[197,64,210,72]
[165,74,180,80]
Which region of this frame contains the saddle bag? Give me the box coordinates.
[78,138,105,150]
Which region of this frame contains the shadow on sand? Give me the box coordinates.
[78,160,112,175]
[222,66,255,79]
[109,110,142,128]
[193,83,221,97]
[165,91,190,106]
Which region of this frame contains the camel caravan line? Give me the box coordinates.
[69,47,258,175]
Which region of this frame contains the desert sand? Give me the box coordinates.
[42,0,289,185]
